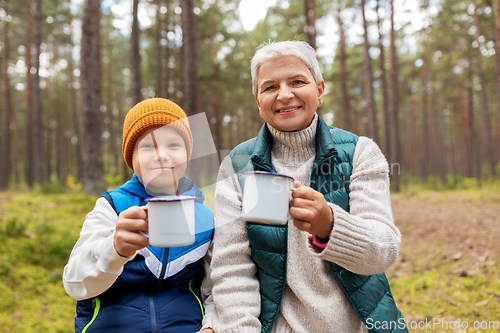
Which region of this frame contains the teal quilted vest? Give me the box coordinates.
[229,117,408,333]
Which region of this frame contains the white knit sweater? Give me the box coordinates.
[211,114,401,333]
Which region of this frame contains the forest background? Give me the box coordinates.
[1,0,500,194]
[0,0,500,332]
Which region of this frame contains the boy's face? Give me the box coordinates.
[132,126,188,195]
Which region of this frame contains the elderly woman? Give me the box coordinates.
[210,41,407,333]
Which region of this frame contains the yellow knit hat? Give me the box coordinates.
[122,98,193,170]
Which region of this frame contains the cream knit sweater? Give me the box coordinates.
[211,114,401,333]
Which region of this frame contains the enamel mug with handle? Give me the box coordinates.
[143,195,196,247]
[241,171,295,225]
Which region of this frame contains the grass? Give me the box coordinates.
[0,182,498,332]
[388,182,500,332]
[0,191,96,332]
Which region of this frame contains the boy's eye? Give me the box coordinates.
[140,143,154,149]
[169,143,181,148]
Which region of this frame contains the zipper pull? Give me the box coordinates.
[92,298,97,308]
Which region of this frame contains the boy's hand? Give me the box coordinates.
[114,206,150,257]
[197,329,215,333]
[289,181,333,239]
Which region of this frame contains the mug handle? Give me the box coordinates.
[287,186,297,220]
[139,205,149,238]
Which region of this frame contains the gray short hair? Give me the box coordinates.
[250,41,323,95]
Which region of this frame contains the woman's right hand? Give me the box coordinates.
[114,206,150,257]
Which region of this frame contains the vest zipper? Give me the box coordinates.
[148,294,159,333]
[81,297,100,333]
[147,247,169,332]
[189,278,204,317]
[156,247,170,285]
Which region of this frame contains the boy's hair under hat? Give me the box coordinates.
[122,98,193,170]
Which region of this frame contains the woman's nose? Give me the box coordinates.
[277,85,293,101]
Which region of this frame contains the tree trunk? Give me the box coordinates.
[106,39,119,175]
[360,0,379,143]
[25,0,35,187]
[181,0,198,116]
[473,0,495,176]
[80,0,105,194]
[488,0,500,166]
[376,0,390,159]
[420,0,430,180]
[67,53,82,181]
[467,57,481,184]
[436,97,446,184]
[410,93,419,177]
[1,0,13,190]
[56,79,66,184]
[458,85,473,177]
[389,0,400,191]
[131,0,143,105]
[33,0,43,184]
[335,5,351,131]
[156,0,163,97]
[164,0,171,99]
[304,0,316,49]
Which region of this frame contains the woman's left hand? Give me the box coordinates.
[289,181,333,239]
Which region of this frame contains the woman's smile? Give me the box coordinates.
[275,106,301,114]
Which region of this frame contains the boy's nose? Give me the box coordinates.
[153,151,170,162]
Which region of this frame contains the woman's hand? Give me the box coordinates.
[197,328,215,333]
[114,206,150,257]
[289,181,333,239]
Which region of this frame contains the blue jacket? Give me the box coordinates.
[75,174,214,333]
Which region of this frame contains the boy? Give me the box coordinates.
[63,98,214,333]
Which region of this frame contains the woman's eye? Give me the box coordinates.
[263,85,275,92]
[292,80,305,85]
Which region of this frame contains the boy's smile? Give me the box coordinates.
[132,126,188,195]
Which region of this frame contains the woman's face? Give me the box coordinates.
[254,55,324,132]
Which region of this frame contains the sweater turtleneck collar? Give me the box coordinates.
[266,113,318,163]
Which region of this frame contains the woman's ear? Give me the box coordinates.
[317,80,325,106]
[254,94,261,111]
